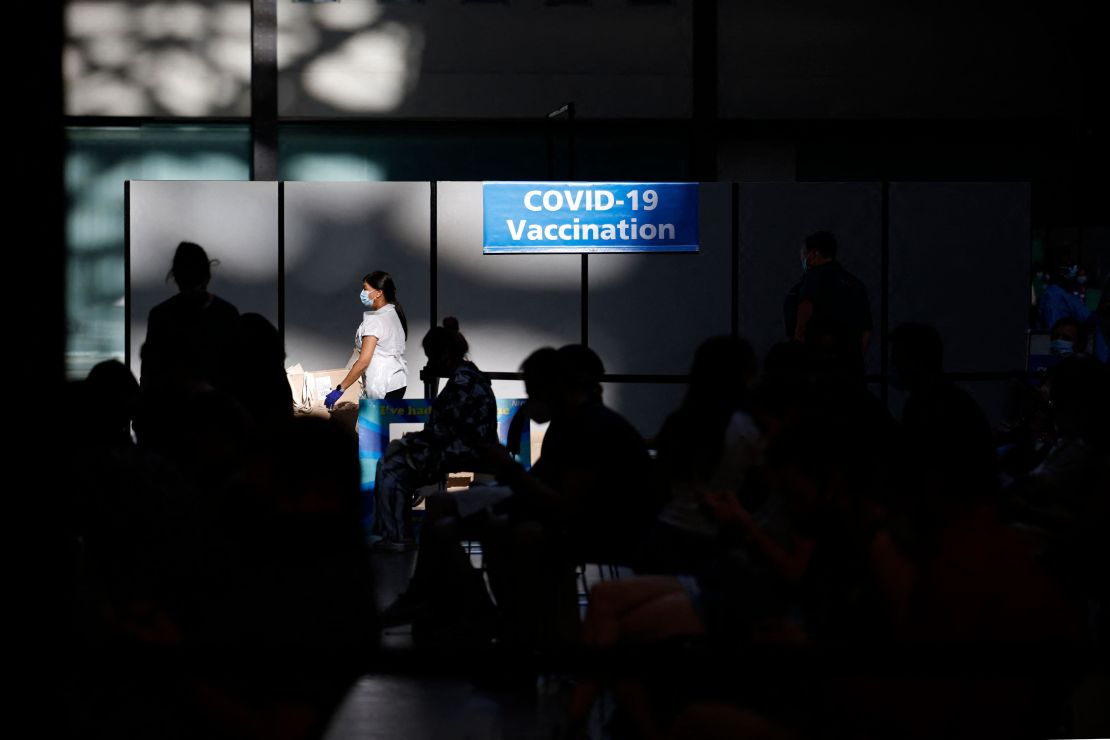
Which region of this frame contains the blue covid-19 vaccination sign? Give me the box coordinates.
[483,182,699,254]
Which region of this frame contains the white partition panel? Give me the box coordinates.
[284,182,431,397]
[589,183,732,375]
[889,182,1030,374]
[128,180,279,378]
[737,183,882,372]
[437,182,581,374]
[126,179,1030,431]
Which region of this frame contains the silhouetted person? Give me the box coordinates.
[889,322,972,468]
[784,231,872,356]
[370,317,498,551]
[140,241,240,394]
[875,381,1082,740]
[136,242,239,454]
[889,322,944,396]
[228,312,293,430]
[84,359,140,448]
[493,345,658,566]
[479,345,658,648]
[648,335,761,573]
[68,360,142,620]
[1017,356,1110,620]
[1098,272,1110,337]
[888,324,983,524]
[382,345,657,649]
[567,397,890,739]
[76,408,376,740]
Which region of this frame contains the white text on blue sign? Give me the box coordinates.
[483,182,699,254]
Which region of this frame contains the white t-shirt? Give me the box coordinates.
[657,409,762,537]
[355,303,408,398]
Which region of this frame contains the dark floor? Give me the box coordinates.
[322,549,1110,740]
[318,548,612,740]
[321,673,564,740]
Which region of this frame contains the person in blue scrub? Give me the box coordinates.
[1039,260,1108,364]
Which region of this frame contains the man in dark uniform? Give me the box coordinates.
[784,231,873,356]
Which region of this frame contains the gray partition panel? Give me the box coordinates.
[601,382,686,440]
[738,183,882,372]
[283,182,431,398]
[589,184,732,375]
[889,183,1030,374]
[437,182,581,374]
[128,180,279,377]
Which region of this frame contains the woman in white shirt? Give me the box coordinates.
[325,271,408,408]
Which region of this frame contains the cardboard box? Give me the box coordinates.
[305,368,363,408]
[287,364,362,411]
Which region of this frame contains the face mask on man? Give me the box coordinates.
[1050,339,1075,357]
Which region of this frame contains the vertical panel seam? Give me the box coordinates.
[880,179,890,407]
[277,181,285,343]
[582,255,589,347]
[731,182,739,338]
[124,180,131,374]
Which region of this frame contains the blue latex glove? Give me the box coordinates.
[324,387,344,410]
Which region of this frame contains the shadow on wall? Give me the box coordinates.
[65,1,1091,120]
[66,0,252,116]
[64,0,428,117]
[278,1,425,116]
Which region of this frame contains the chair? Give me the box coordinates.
[576,562,630,607]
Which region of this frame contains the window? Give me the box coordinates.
[65,125,251,378]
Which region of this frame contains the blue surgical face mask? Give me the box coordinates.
[800,253,809,273]
[1064,265,1079,280]
[1076,275,1087,285]
[1050,339,1074,357]
[360,289,372,307]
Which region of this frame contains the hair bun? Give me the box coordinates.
[442,316,460,332]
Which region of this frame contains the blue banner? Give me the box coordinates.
[483,182,699,254]
[357,398,530,492]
